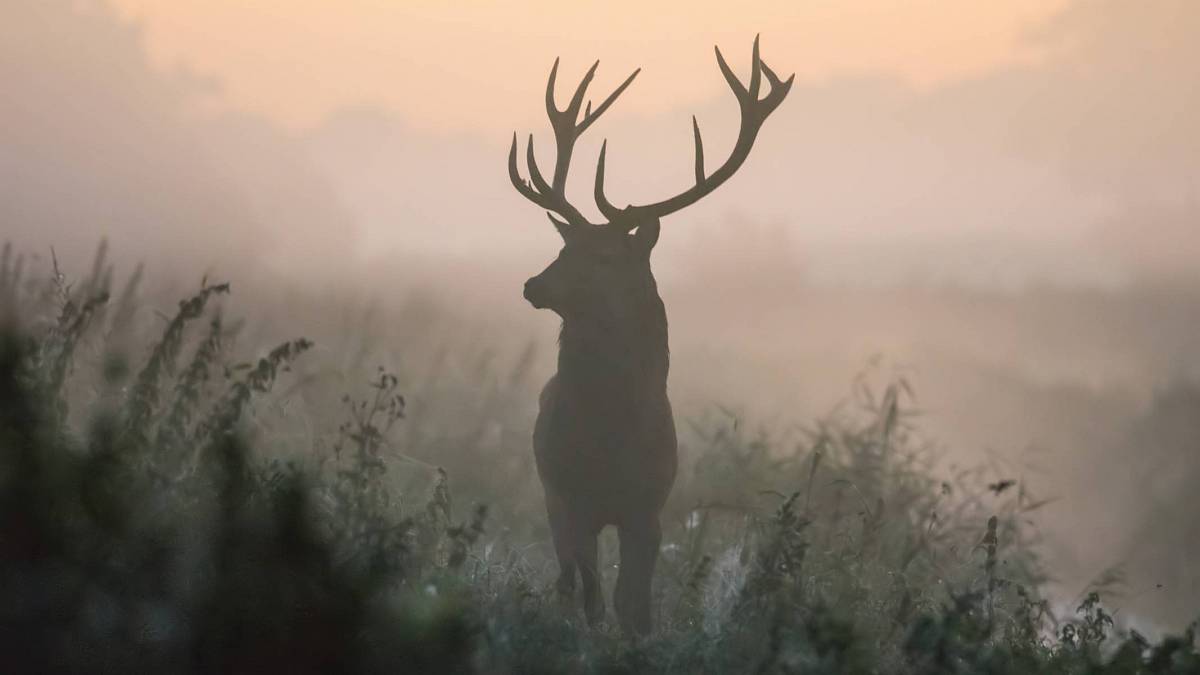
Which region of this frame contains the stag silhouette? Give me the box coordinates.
[508,37,792,635]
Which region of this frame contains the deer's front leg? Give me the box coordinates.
[615,515,662,636]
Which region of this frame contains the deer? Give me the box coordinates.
[507,37,792,636]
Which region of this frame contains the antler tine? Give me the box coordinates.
[547,60,600,195]
[594,140,623,221]
[512,60,595,223]
[565,60,600,120]
[509,133,546,207]
[578,68,640,134]
[509,130,592,225]
[758,59,795,112]
[545,58,561,116]
[714,45,749,104]
[525,134,553,196]
[511,57,642,226]
[585,68,642,219]
[748,34,762,100]
[603,38,793,224]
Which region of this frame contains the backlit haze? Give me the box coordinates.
[5,0,1200,629]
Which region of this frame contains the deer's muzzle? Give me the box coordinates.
[524,277,550,309]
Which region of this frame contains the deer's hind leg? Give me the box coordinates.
[574,524,603,626]
[545,491,577,601]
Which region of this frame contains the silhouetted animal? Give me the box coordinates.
[508,37,792,635]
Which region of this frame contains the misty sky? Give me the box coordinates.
[3,1,1199,288]
[108,0,1069,132]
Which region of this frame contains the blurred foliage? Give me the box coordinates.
[0,243,1196,673]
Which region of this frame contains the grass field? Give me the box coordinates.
[1,244,1197,673]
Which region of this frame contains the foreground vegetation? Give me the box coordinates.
[0,245,1196,673]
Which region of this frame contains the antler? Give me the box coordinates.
[594,35,793,225]
[509,59,640,227]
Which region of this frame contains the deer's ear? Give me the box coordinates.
[632,216,661,252]
[547,213,574,241]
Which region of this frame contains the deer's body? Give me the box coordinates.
[534,276,676,632]
[537,290,675,520]
[536,370,677,521]
[508,37,791,635]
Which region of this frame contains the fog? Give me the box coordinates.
[4,0,1200,628]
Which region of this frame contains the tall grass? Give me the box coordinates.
[0,245,1196,673]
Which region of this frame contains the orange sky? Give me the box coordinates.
[109,0,1069,134]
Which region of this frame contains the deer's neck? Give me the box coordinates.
[556,286,669,401]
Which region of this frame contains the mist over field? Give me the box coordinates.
[4,0,1200,657]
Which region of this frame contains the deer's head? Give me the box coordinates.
[522,214,659,315]
[510,37,792,319]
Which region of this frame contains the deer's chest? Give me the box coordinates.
[533,375,676,499]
